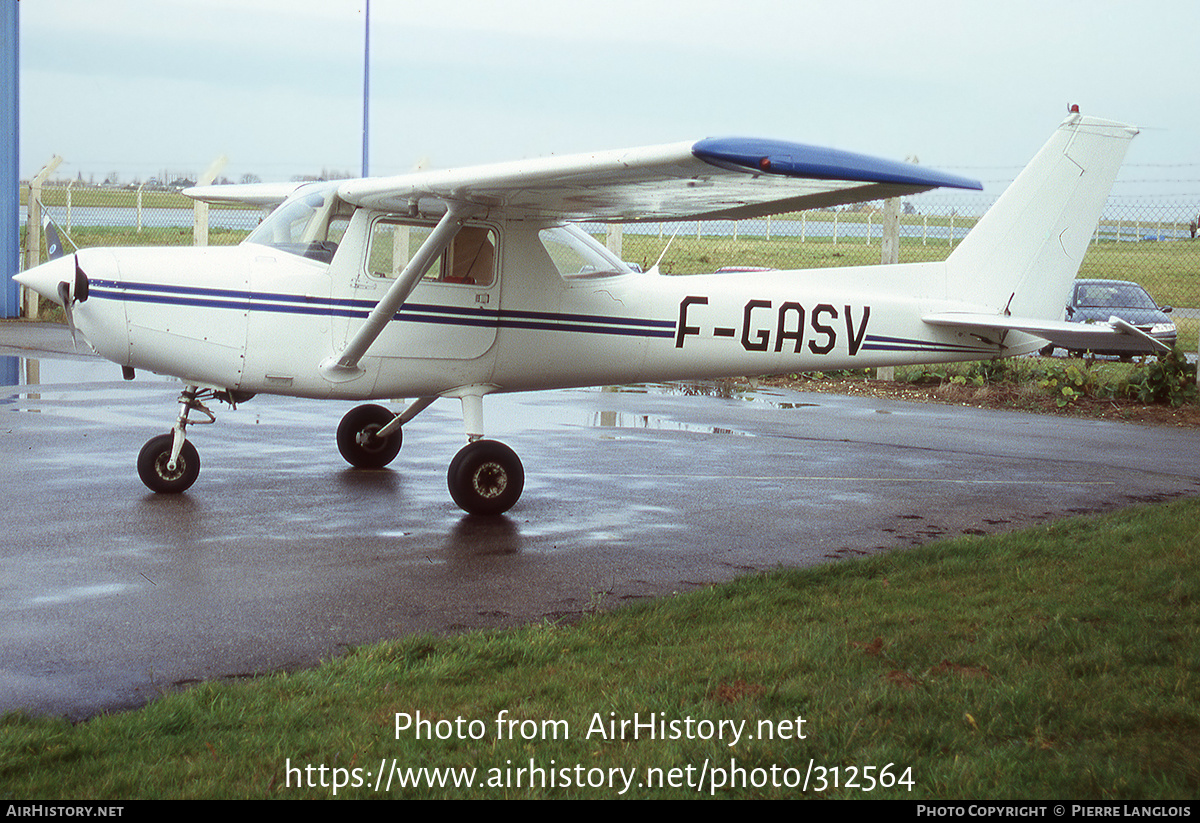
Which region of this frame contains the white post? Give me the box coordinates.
[23,155,63,316]
[866,211,872,245]
[66,180,74,233]
[193,154,227,247]
[832,212,838,246]
[876,196,901,382]
[881,198,900,265]
[136,182,146,233]
[605,223,623,257]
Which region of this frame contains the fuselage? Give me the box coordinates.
[18,208,1008,402]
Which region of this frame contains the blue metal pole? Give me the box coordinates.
[2,0,19,318]
[361,0,370,178]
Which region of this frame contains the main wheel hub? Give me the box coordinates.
[471,462,508,498]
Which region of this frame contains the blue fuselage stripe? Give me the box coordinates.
[861,333,992,354]
[88,282,676,338]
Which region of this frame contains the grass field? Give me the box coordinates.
[2,498,1197,800]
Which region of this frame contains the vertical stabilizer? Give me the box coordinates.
[946,115,1137,320]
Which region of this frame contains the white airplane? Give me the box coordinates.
[15,113,1142,515]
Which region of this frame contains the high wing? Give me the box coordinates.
[183,181,304,208]
[336,137,982,222]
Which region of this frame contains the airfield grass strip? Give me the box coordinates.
[2,498,1198,799]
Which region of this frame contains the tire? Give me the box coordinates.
[337,404,402,468]
[137,433,200,494]
[447,440,524,516]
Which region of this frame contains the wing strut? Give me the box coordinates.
[320,205,473,383]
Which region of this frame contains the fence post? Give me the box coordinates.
[23,156,62,317]
[876,196,902,382]
[136,182,146,233]
[605,223,622,257]
[66,180,74,233]
[193,154,227,247]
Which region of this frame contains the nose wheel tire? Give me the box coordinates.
[447,440,524,516]
[137,433,200,494]
[337,404,403,468]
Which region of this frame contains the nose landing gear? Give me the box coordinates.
[136,385,219,494]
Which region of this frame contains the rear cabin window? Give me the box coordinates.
[368,220,496,287]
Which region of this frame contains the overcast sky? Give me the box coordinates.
[16,0,1200,199]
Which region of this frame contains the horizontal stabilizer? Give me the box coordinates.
[923,312,1170,352]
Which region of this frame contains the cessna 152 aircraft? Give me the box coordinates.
[15,113,1144,515]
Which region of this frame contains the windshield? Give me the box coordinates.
[246,182,349,263]
[538,224,632,280]
[1075,282,1158,310]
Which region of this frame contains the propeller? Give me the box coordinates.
[56,254,90,347]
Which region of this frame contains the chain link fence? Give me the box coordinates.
[18,184,1200,349]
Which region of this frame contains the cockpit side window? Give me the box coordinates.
[537,224,632,281]
[367,219,496,287]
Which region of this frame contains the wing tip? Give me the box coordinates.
[692,136,982,192]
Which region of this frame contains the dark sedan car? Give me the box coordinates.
[1040,278,1176,358]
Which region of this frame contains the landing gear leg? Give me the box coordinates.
[137,385,215,493]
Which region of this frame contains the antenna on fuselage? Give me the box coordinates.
[646,226,681,275]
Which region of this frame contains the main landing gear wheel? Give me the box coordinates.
[337,404,402,468]
[137,433,200,494]
[447,440,524,516]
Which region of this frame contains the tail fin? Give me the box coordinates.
[946,114,1137,320]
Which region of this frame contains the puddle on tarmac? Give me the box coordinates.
[1,353,175,411]
[590,409,751,436]
[27,582,135,607]
[588,381,817,435]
